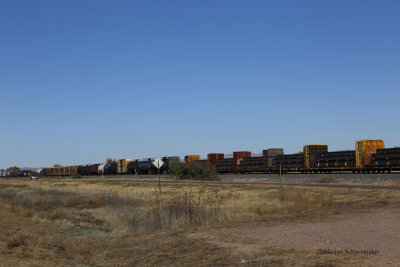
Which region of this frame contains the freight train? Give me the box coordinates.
[2,139,399,178]
[212,140,398,174]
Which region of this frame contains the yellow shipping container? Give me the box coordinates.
[185,155,201,164]
[303,144,328,169]
[355,140,384,168]
[117,159,135,174]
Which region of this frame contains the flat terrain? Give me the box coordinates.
[0,177,399,266]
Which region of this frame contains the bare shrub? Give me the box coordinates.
[47,209,65,220]
[87,196,105,208]
[7,236,27,249]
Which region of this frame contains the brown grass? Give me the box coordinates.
[0,178,399,266]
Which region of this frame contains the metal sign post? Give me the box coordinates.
[280,163,283,201]
[152,158,164,193]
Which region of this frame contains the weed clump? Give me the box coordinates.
[316,175,337,183]
[170,162,219,181]
[72,173,82,179]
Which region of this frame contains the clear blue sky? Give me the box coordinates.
[1,0,399,168]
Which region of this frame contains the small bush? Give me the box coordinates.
[72,173,82,179]
[170,162,219,181]
[316,175,337,183]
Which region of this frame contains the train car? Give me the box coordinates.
[370,147,400,173]
[233,151,251,173]
[238,156,263,173]
[315,150,356,173]
[127,161,139,174]
[215,158,234,173]
[273,153,305,173]
[262,148,284,173]
[137,159,158,175]
[117,159,135,174]
[104,162,117,175]
[162,156,180,173]
[90,164,100,175]
[98,163,108,175]
[45,166,79,177]
[214,149,283,174]
[18,170,32,177]
[77,165,91,176]
[8,171,18,177]
[304,144,328,170]
[36,168,47,176]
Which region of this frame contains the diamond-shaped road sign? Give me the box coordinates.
[152,158,164,169]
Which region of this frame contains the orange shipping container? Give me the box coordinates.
[185,155,201,164]
[355,140,384,168]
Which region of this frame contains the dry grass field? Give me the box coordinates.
[0,178,399,266]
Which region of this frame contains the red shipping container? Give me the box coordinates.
[207,153,224,166]
[233,151,251,170]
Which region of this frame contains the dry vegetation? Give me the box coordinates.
[0,178,399,266]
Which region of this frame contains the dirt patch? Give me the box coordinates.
[188,208,400,266]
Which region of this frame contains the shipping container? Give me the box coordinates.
[355,140,384,169]
[304,144,328,169]
[184,155,201,164]
[117,159,135,174]
[233,151,251,171]
[262,148,284,169]
[207,153,224,166]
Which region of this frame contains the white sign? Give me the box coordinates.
[152,158,164,169]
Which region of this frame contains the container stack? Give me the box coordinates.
[371,148,400,167]
[315,150,356,168]
[262,148,284,169]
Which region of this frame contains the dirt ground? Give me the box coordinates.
[1,179,400,266]
[188,208,400,266]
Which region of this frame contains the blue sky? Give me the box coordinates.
[1,0,399,168]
